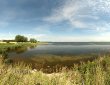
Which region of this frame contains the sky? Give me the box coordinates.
[0,0,110,42]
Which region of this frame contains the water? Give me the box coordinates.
[9,42,110,57]
[8,42,110,72]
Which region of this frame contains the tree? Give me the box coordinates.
[30,38,37,43]
[15,35,28,42]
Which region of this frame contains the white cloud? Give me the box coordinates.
[44,0,80,23]
[69,19,88,28]
[94,23,110,32]
[44,0,110,31]
[87,0,110,13]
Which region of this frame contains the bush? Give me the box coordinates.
[30,38,37,43]
[15,35,28,42]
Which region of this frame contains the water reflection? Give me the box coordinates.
[29,45,37,49]
[9,44,110,57]
[8,45,37,54]
[15,47,28,53]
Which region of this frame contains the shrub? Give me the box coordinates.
[30,38,37,43]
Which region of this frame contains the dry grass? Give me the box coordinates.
[0,56,109,85]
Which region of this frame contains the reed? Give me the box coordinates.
[0,56,109,85]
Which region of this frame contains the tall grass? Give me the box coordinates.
[0,43,37,53]
[0,56,109,85]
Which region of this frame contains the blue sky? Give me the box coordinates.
[0,0,110,42]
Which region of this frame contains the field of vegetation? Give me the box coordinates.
[0,43,37,52]
[0,43,37,64]
[0,52,110,85]
[11,54,97,73]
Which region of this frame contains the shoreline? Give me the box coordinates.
[10,54,98,73]
[0,56,109,85]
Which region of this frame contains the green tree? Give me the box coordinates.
[30,38,37,43]
[15,35,28,42]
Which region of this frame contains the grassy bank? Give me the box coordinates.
[11,54,97,73]
[0,55,110,85]
[0,43,37,64]
[0,42,37,53]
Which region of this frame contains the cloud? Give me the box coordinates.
[44,0,110,31]
[34,25,51,34]
[44,0,80,23]
[87,0,110,14]
[93,22,110,32]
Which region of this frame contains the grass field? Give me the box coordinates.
[0,55,109,85]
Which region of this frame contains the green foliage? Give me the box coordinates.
[0,43,37,65]
[30,38,37,43]
[15,35,28,42]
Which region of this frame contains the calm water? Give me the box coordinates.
[9,42,110,57]
[8,42,110,72]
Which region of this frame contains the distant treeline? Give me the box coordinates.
[0,35,37,43]
[1,40,15,42]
